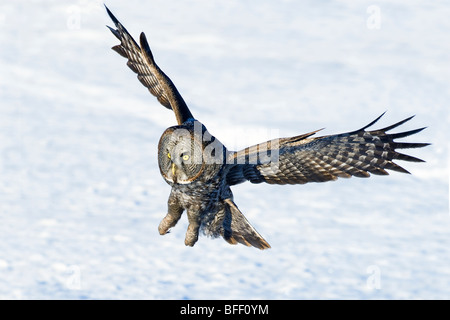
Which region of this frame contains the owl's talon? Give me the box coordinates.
[158,216,177,235]
[158,224,169,235]
[184,234,198,247]
[158,226,169,235]
[184,224,199,247]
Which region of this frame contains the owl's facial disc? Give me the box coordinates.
[158,127,204,184]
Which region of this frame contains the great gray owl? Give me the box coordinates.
[106,7,429,249]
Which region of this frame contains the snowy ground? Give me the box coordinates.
[0,0,448,299]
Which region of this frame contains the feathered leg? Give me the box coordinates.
[185,209,201,247]
[158,191,184,235]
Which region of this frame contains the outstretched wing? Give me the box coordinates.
[105,6,193,125]
[226,113,429,185]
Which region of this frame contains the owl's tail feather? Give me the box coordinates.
[222,199,271,250]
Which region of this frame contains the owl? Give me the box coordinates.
[106,7,429,249]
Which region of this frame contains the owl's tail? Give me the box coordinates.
[221,199,271,250]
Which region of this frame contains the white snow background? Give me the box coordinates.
[0,0,448,299]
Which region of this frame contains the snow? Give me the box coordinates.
[0,0,448,299]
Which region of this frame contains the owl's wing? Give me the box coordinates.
[226,113,429,185]
[105,6,193,125]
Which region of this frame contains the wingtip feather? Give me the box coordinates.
[379,115,416,132]
[139,32,155,64]
[104,5,119,26]
[389,127,427,140]
[106,25,120,39]
[360,111,386,130]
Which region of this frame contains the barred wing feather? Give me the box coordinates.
[226,113,429,185]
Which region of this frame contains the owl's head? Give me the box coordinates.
[158,120,225,184]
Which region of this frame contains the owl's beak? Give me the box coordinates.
[171,163,177,176]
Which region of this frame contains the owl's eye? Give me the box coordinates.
[167,152,171,159]
[182,154,190,161]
